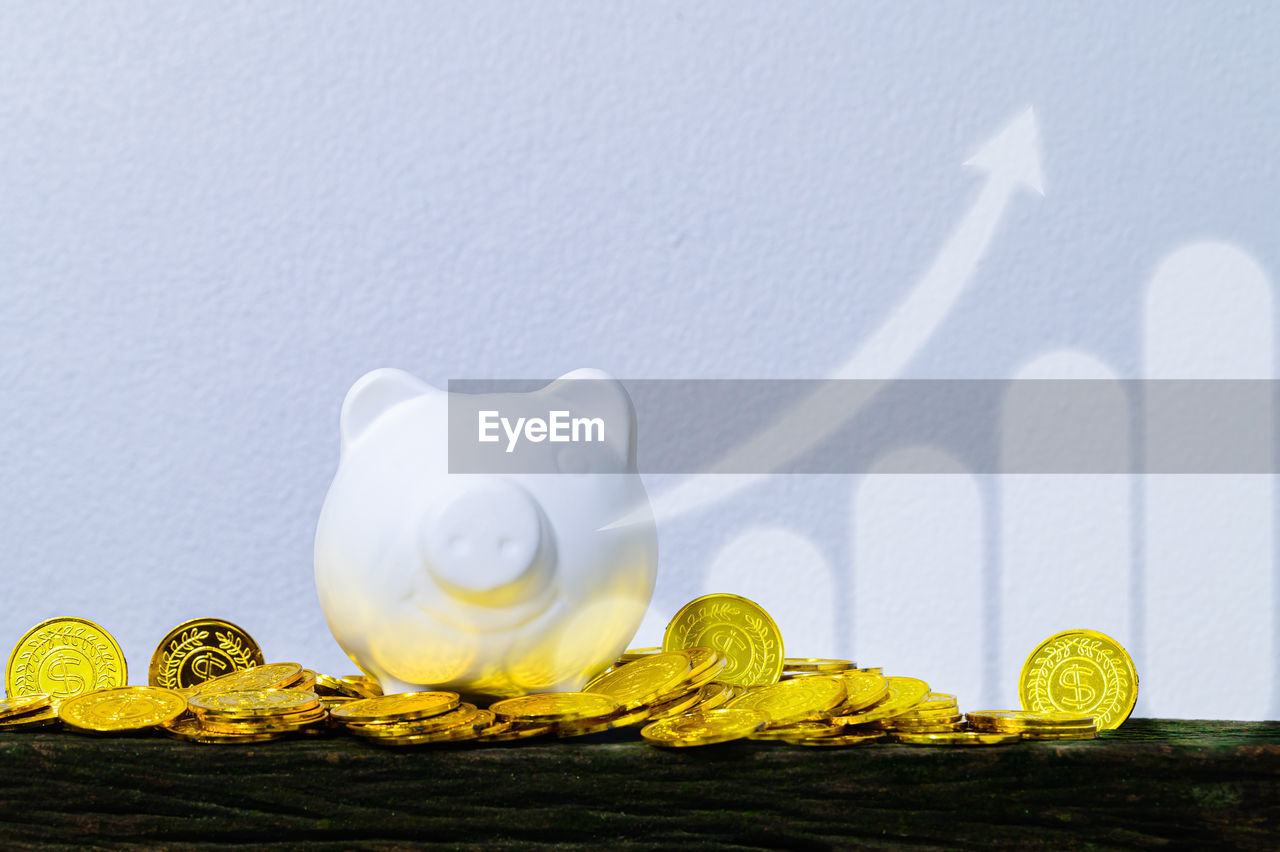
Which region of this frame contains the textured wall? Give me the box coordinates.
[2,2,1277,718]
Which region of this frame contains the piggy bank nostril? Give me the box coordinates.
[448,536,470,558]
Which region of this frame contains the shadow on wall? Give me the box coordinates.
[644,241,1276,722]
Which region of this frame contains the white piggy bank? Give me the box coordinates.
[314,368,657,700]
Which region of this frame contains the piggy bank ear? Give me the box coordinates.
[542,368,637,470]
[340,368,432,448]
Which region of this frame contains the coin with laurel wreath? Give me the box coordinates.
[149,618,265,690]
[1018,629,1138,730]
[662,594,785,686]
[5,617,128,702]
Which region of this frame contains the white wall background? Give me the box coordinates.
[2,2,1277,719]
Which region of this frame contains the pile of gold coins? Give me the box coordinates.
[0,594,1138,748]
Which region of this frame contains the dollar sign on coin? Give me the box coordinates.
[5,617,127,701]
[149,618,265,690]
[663,594,784,686]
[43,651,90,698]
[1019,628,1138,730]
[1056,663,1098,709]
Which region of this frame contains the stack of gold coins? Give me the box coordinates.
[613,647,661,665]
[894,731,1023,746]
[781,658,857,678]
[312,672,381,712]
[491,692,626,739]
[0,693,60,732]
[468,647,730,743]
[748,674,924,746]
[966,710,1099,740]
[330,692,495,745]
[339,675,383,697]
[573,646,736,734]
[641,708,769,747]
[162,662,328,744]
[727,675,848,729]
[880,692,966,736]
[183,688,328,738]
[826,676,931,728]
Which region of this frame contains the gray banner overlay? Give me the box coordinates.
[447,380,1277,474]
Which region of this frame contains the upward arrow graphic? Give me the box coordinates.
[607,107,1046,529]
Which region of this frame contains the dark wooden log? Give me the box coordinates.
[0,718,1276,849]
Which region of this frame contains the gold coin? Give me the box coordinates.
[970,722,1097,737]
[58,686,187,732]
[726,675,847,726]
[680,646,728,687]
[584,652,691,709]
[189,688,320,718]
[916,693,959,711]
[750,720,846,740]
[891,712,964,725]
[160,716,286,744]
[340,675,383,697]
[314,673,374,699]
[344,703,480,737]
[330,691,460,723]
[358,710,493,745]
[783,658,854,673]
[966,710,1094,729]
[148,618,264,690]
[197,704,328,729]
[0,693,51,720]
[556,704,651,737]
[781,731,887,747]
[476,722,555,742]
[641,708,768,747]
[645,689,704,722]
[474,716,512,738]
[1018,721,1100,736]
[459,708,495,732]
[294,670,317,691]
[831,676,930,725]
[1019,628,1138,730]
[186,662,304,698]
[691,682,735,712]
[663,594,784,686]
[198,710,328,735]
[367,729,477,746]
[897,713,962,726]
[883,721,964,733]
[553,719,615,738]
[836,672,889,713]
[894,731,1020,746]
[5,617,127,702]
[899,705,960,720]
[0,706,61,731]
[490,692,620,724]
[617,647,662,664]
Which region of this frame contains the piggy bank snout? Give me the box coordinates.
[422,481,550,606]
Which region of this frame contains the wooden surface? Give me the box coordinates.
[0,718,1277,850]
